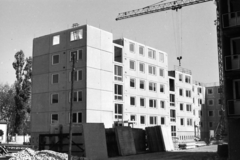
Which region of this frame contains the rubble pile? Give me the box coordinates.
[7,148,87,160]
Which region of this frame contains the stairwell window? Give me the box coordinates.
[170,94,175,106]
[170,110,176,122]
[114,46,122,63]
[51,114,59,124]
[114,65,123,81]
[114,84,123,100]
[52,35,60,45]
[70,29,83,41]
[115,104,123,120]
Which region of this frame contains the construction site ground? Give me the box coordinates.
[109,145,227,160]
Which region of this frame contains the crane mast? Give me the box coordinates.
[116,0,212,21]
[116,0,226,140]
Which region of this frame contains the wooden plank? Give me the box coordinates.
[82,123,108,160]
[132,128,146,153]
[160,126,174,151]
[115,127,136,156]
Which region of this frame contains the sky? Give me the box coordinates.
[0,0,218,85]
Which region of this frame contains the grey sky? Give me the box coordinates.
[0,0,218,84]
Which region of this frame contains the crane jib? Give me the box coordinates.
[116,0,213,21]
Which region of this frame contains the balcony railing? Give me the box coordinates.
[222,11,240,28]
[228,99,240,116]
[225,54,240,71]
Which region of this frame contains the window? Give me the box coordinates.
[160,101,165,109]
[139,63,145,73]
[114,46,122,63]
[70,29,83,41]
[130,97,135,106]
[140,98,145,107]
[180,118,184,126]
[148,49,156,59]
[209,122,213,128]
[149,99,157,108]
[69,70,82,82]
[179,88,183,96]
[69,91,82,102]
[130,115,136,123]
[200,122,203,127]
[198,99,202,106]
[186,104,192,112]
[52,54,60,64]
[185,76,191,84]
[208,99,214,106]
[149,82,156,92]
[218,99,222,105]
[148,65,156,75]
[159,68,164,77]
[186,90,191,98]
[53,35,60,45]
[129,42,135,52]
[114,65,123,81]
[72,112,82,123]
[170,110,176,122]
[159,52,164,62]
[149,116,157,125]
[139,46,144,56]
[51,94,59,104]
[170,94,175,106]
[207,88,213,95]
[198,87,202,94]
[130,78,135,88]
[187,119,192,126]
[51,114,59,124]
[171,126,176,137]
[130,60,135,70]
[180,103,184,111]
[160,84,165,93]
[192,86,195,92]
[179,74,183,82]
[199,111,202,117]
[114,84,123,100]
[70,50,83,61]
[193,109,195,115]
[140,116,145,125]
[52,74,59,84]
[217,87,221,94]
[193,98,195,104]
[208,111,214,116]
[218,110,222,116]
[139,80,145,90]
[161,117,165,125]
[115,104,123,120]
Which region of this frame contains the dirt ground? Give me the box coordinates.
[109,145,227,160]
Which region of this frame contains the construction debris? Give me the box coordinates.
[6,148,87,160]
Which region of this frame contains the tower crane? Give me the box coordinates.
[116,0,226,141]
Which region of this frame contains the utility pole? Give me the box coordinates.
[68,51,76,160]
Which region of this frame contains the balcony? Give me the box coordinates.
[222,11,240,28]
[228,100,240,116]
[225,54,240,71]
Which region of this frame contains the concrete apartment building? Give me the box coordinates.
[31,24,219,147]
[219,0,240,158]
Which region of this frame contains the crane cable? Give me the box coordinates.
[171,7,183,63]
